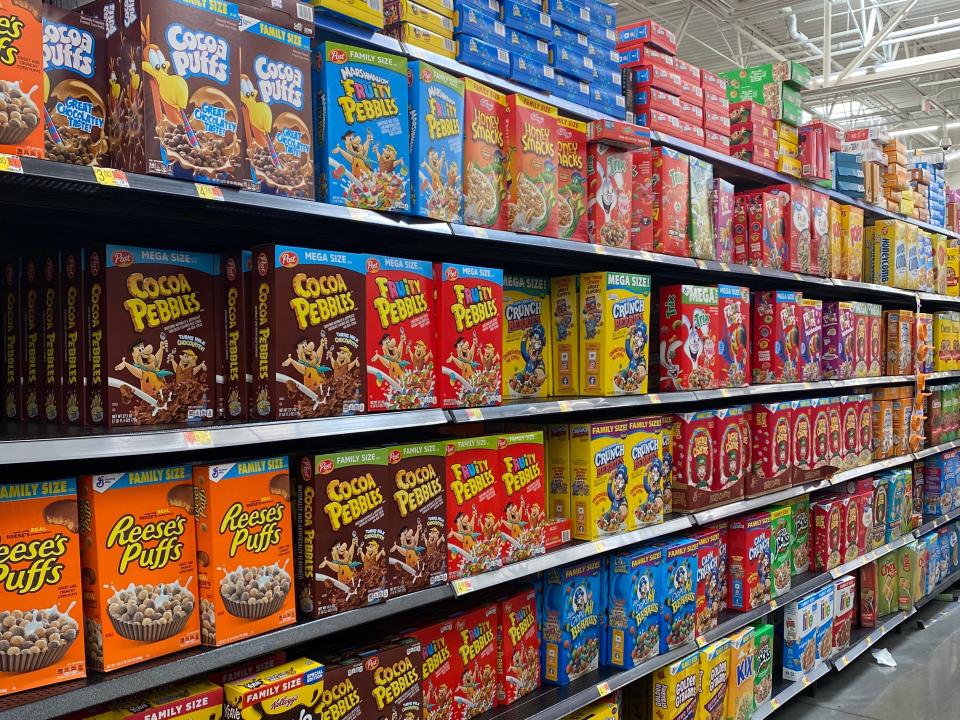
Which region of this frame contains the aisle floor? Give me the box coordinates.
[778,593,960,720]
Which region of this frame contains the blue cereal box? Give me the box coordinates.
[510,54,556,92]
[545,0,591,34]
[783,590,818,680]
[657,537,698,653]
[503,0,552,39]
[454,4,507,45]
[588,23,617,46]
[458,0,500,15]
[314,42,410,210]
[583,0,615,29]
[550,42,594,82]
[541,558,605,685]
[553,73,590,106]
[814,584,834,662]
[408,61,465,222]
[608,546,662,668]
[550,22,588,50]
[457,34,511,77]
[507,28,551,63]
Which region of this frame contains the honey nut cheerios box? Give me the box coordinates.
[0,480,85,696]
[652,650,698,720]
[462,78,509,230]
[78,466,200,672]
[192,457,296,647]
[502,275,553,400]
[112,679,223,720]
[224,657,325,720]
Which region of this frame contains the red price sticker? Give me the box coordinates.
[93,167,129,187]
[0,153,23,173]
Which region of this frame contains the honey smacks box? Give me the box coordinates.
[569,419,630,540]
[579,271,652,396]
[224,657,325,720]
[113,679,223,720]
[556,117,588,242]
[628,416,667,529]
[365,255,436,412]
[445,435,502,579]
[506,94,558,236]
[314,42,410,211]
[434,262,503,409]
[541,558,604,685]
[608,546,662,668]
[652,650,698,720]
[502,275,552,399]
[78,466,200,672]
[658,284,719,391]
[551,275,579,396]
[0,480,85,695]
[717,284,750,388]
[192,457,296,647]
[462,78,509,229]
[498,431,546,564]
[496,588,540,705]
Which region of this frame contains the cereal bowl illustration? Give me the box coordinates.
[218,561,291,620]
[0,80,41,146]
[0,602,80,673]
[105,579,194,642]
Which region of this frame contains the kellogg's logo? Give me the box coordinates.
[300,456,312,480]
[316,458,334,475]
[365,657,379,671]
[328,48,347,64]
[279,251,299,268]
[111,250,133,267]
[366,257,381,273]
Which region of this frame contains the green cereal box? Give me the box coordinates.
[877,551,899,616]
[751,623,774,711]
[769,506,792,597]
[785,495,810,575]
[688,157,715,260]
[898,541,921,611]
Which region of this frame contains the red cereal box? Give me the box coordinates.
[799,297,822,382]
[810,397,831,473]
[733,194,748,264]
[366,255,436,412]
[631,145,654,251]
[557,117,588,242]
[857,394,873,464]
[809,190,830,277]
[658,284,719,391]
[765,184,811,275]
[463,78,508,230]
[812,495,845,571]
[842,491,869,562]
[671,410,716,512]
[714,405,749,497]
[827,398,844,467]
[652,147,690,256]
[750,402,793,497]
[727,512,771,611]
[446,435,502,580]
[713,179,736,263]
[498,431,546,564]
[831,574,856,652]
[435,263,503,409]
[841,395,860,469]
[496,588,540,705]
[587,143,633,248]
[822,301,854,380]
[791,399,814,484]
[691,527,723,636]
[751,290,802,384]
[506,94,558,237]
[717,284,750,388]
[741,192,787,270]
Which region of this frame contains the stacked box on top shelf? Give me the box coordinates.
[314,0,385,29]
[880,138,910,214]
[913,161,946,225]
[702,70,730,155]
[843,127,889,205]
[729,101,776,169]
[383,0,456,57]
[800,119,843,185]
[834,152,865,199]
[451,0,511,76]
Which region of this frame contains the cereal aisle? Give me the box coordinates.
[3,1,960,719]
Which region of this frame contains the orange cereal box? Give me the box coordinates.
[498,431,546,564]
[462,78,508,229]
[506,94,558,236]
[0,480,84,696]
[0,0,43,157]
[446,435,502,580]
[78,466,200,672]
[192,457,295,647]
[557,117,588,242]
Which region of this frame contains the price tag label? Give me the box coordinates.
[195,183,223,201]
[695,259,708,270]
[93,167,129,187]
[770,699,780,710]
[830,567,843,579]
[594,540,606,552]
[465,408,483,422]
[347,207,369,221]
[596,681,611,697]
[0,153,23,173]
[594,245,607,255]
[473,227,489,238]
[452,578,473,595]
[802,676,811,687]
[719,262,731,272]
[769,598,778,610]
[184,430,213,448]
[695,635,708,648]
[648,395,662,405]
[557,400,572,412]
[718,388,731,398]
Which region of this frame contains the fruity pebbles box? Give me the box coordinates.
[497,588,540,704]
[0,480,84,695]
[78,466,199,671]
[435,262,503,409]
[608,546,662,668]
[408,60,464,222]
[506,94,558,236]
[365,254,436,411]
[498,431,547,564]
[541,558,604,685]
[503,275,552,399]
[462,78,509,229]
[445,435,502,579]
[557,117,588,241]
[315,42,409,211]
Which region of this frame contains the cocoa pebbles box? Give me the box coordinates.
[435,262,503,409]
[21,257,41,422]
[498,431,546,564]
[384,441,447,597]
[219,250,250,421]
[314,42,410,210]
[445,435,502,580]
[39,252,63,423]
[252,245,365,420]
[496,588,540,705]
[86,245,216,427]
[294,448,389,618]
[0,480,85,696]
[61,250,87,425]
[351,640,422,719]
[365,255,436,412]
[2,259,22,421]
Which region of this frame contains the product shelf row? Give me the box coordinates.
[752,661,833,720]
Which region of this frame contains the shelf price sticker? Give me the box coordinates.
[802,675,811,687]
[452,578,474,595]
[195,183,224,201]
[596,681,611,697]
[347,207,369,222]
[557,400,573,412]
[93,167,130,187]
[464,408,483,422]
[594,539,607,552]
[184,430,213,448]
[770,698,780,710]
[695,635,708,648]
[0,153,23,173]
[769,598,778,610]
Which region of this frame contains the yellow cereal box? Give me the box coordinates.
[935,313,951,372]
[874,220,906,288]
[314,0,384,29]
[947,246,959,297]
[503,275,552,399]
[579,271,652,396]
[569,419,630,540]
[112,680,223,720]
[224,657,325,719]
[725,627,755,720]
[551,275,579,396]
[697,639,730,720]
[547,424,572,519]
[828,201,843,278]
[904,222,920,290]
[627,416,665,530]
[653,651,699,720]
[933,234,949,295]
[566,698,621,720]
[840,205,864,281]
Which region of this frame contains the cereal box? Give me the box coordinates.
[814,585,834,662]
[691,527,722,637]
[717,284,750,387]
[608,546,662,668]
[713,179,736,263]
[812,495,844,572]
[315,42,409,210]
[831,574,855,653]
[787,495,810,574]
[192,457,295,648]
[841,205,865,280]
[898,541,921,611]
[750,402,793,497]
[742,192,787,270]
[751,290,801,384]
[828,201,843,277]
[798,298,822,382]
[587,143,632,247]
[631,144,655,252]
[627,417,667,529]
[811,397,833,474]
[579,271,651,396]
[865,303,883,376]
[715,405,750,495]
[384,441,447,597]
[2,259,22,421]
[728,513,771,611]
[764,184,811,275]
[225,658,325,720]
[0,0,42,157]
[551,275,578,396]
[869,480,890,550]
[809,190,830,276]
[783,592,817,680]
[37,252,62,423]
[697,639,730,720]
[791,399,814,484]
[657,537,698,652]
[411,617,456,720]
[670,411,714,512]
[365,254,436,412]
[502,275,552,399]
[769,506,792,598]
[463,78,508,229]
[444,435,502,579]
[408,60,464,221]
[19,257,40,422]
[822,301,854,380]
[115,679,223,720]
[252,245,365,419]
[662,422,676,515]
[541,558,604,685]
[78,466,199,671]
[859,561,879,627]
[353,640,423,719]
[505,94,558,236]
[689,157,715,260]
[0,480,84,695]
[498,431,546,564]
[546,424,571,519]
[435,262,503,409]
[557,117,588,242]
[652,147,690,256]
[569,420,630,540]
[725,627,755,720]
[497,588,540,704]
[652,651,698,720]
[752,623,774,710]
[658,284,719,391]
[218,251,249,421]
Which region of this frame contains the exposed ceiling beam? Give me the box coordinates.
[831,0,920,85]
[686,0,789,61]
[676,5,696,46]
[811,52,960,95]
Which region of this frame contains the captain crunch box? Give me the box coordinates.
[628,416,666,529]
[192,457,296,647]
[0,480,85,695]
[496,588,540,704]
[658,284,719,391]
[541,558,604,685]
[506,94,558,236]
[652,147,690,256]
[463,78,508,229]
[365,255,436,411]
[551,275,579,396]
[503,275,552,399]
[751,290,801,384]
[498,431,546,564]
[569,420,631,540]
[557,118,588,242]
[750,402,793,496]
[727,513,771,611]
[78,466,200,671]
[799,298,822,382]
[224,657,325,720]
[546,424,571,519]
[445,435,502,579]
[608,546,662,668]
[657,537,697,652]
[691,527,722,637]
[579,271,652,396]
[717,284,750,388]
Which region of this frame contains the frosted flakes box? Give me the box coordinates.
[541,558,604,685]
[569,419,630,540]
[498,431,546,564]
[503,275,552,399]
[656,537,697,652]
[607,546,662,668]
[462,78,508,229]
[496,588,540,705]
[505,94,558,235]
[224,657,325,720]
[314,42,409,210]
[749,402,793,497]
[627,416,666,529]
[551,275,579,396]
[652,651,698,720]
[717,284,750,388]
[658,284,719,391]
[798,298,822,382]
[727,512,770,611]
[557,117,588,242]
[408,60,464,222]
[445,435,502,580]
[751,290,801,384]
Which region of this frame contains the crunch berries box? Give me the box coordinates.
[569,420,630,540]
[445,435,502,579]
[502,274,552,400]
[541,558,604,685]
[0,480,84,696]
[608,546,662,668]
[314,42,409,210]
[462,78,508,229]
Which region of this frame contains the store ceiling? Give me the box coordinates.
[618,0,960,149]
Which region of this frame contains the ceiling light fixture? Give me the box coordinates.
[889,125,939,137]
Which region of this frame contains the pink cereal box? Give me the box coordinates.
[798,298,822,382]
[750,402,793,497]
[852,302,869,378]
[857,395,873,464]
[822,301,854,380]
[733,194,749,265]
[717,284,750,388]
[657,285,719,391]
[652,147,690,256]
[841,395,860,469]
[751,290,801,384]
[866,304,882,377]
[713,179,735,263]
[827,398,844,468]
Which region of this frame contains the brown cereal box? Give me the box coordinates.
[78,465,200,671]
[506,94,558,236]
[2,259,22,421]
[224,657,326,720]
[0,0,43,157]
[218,250,250,420]
[463,78,508,229]
[61,250,87,425]
[21,257,40,422]
[352,640,422,719]
[39,253,63,423]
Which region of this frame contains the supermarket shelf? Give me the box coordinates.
[692,479,832,525]
[752,662,832,720]
[924,371,960,382]
[834,611,909,671]
[829,451,917,484]
[915,507,960,537]
[914,568,960,612]
[913,438,960,460]
[919,292,960,307]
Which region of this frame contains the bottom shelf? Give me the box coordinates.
[753,662,832,720]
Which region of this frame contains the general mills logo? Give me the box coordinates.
[254,54,304,109]
[166,24,229,83]
[43,21,96,78]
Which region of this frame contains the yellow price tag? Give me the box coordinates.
[770,699,780,710]
[695,635,707,648]
[840,655,849,666]
[465,408,483,422]
[597,681,611,697]
[695,259,708,270]
[769,598,778,610]
[719,262,731,272]
[0,153,23,173]
[452,578,473,595]
[648,394,662,404]
[184,430,213,448]
[802,676,811,687]
[195,183,224,201]
[93,167,129,187]
[718,388,731,398]
[473,227,489,238]
[594,539,606,552]
[557,400,573,412]
[594,245,608,255]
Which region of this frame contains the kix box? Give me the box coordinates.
[294,448,389,618]
[0,481,85,696]
[652,650,698,720]
[85,245,216,428]
[551,275,579,396]
[445,435,502,580]
[112,679,223,720]
[192,457,296,647]
[224,657,325,720]
[314,41,409,210]
[78,466,200,671]
[498,431,546,564]
[503,274,553,399]
[541,558,605,685]
[569,419,630,540]
[579,271,652,396]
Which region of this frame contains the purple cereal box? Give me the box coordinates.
[822,301,854,380]
[713,179,735,264]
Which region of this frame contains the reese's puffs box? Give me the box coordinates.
[498,431,546,564]
[0,0,43,158]
[0,480,85,696]
[445,435,502,580]
[496,588,540,705]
